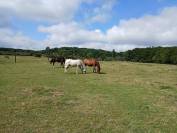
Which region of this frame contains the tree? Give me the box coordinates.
[112,49,116,60]
[14,49,16,63]
[46,46,50,51]
[45,46,50,60]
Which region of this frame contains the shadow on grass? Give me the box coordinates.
[53,66,64,68]
[98,72,106,74]
[82,71,107,74]
[64,72,106,75]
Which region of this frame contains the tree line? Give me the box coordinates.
[0,46,177,64]
[0,48,40,57]
[43,47,117,60]
[119,47,177,64]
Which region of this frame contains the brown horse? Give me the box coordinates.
[83,58,101,73]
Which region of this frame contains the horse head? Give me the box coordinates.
[81,61,86,74]
[82,67,86,74]
[49,58,54,64]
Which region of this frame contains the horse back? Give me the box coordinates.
[84,58,97,66]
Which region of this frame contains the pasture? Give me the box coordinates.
[0,56,177,133]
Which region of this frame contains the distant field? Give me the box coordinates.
[0,55,177,133]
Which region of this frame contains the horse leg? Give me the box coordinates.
[64,65,68,73]
[95,65,97,73]
[61,62,64,68]
[96,66,98,73]
[93,66,96,73]
[79,65,82,73]
[52,62,55,69]
[80,65,85,74]
[84,66,86,74]
[76,65,78,74]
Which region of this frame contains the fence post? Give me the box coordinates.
[15,49,16,63]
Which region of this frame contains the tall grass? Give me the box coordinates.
[0,56,177,132]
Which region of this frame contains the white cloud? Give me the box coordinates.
[106,6,177,46]
[0,0,116,23]
[37,6,177,51]
[83,0,117,23]
[0,28,41,49]
[0,15,11,28]
[0,2,177,52]
[0,0,83,22]
[38,22,106,48]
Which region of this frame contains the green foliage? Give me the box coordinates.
[123,47,177,64]
[0,47,117,60]
[0,46,177,64]
[112,49,116,60]
[33,53,42,57]
[44,47,121,60]
[0,48,36,56]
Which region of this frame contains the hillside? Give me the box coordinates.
[0,46,177,64]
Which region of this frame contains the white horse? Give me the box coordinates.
[64,59,86,74]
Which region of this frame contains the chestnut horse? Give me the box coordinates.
[83,58,100,73]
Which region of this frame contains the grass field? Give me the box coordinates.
[0,56,177,133]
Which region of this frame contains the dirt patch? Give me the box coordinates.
[154,95,177,113]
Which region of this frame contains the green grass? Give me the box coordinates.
[0,56,177,133]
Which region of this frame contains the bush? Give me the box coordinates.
[34,53,42,57]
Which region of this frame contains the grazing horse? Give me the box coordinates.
[49,56,65,67]
[83,58,101,73]
[64,59,86,74]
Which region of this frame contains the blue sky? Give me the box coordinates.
[0,0,177,51]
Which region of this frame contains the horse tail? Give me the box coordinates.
[96,61,101,73]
